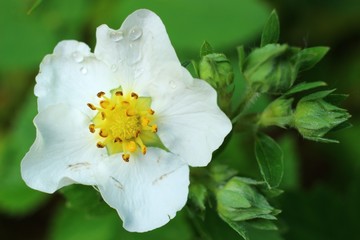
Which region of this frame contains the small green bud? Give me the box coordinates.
[293,91,351,142]
[199,52,234,114]
[243,44,299,94]
[199,53,234,89]
[259,98,293,128]
[216,177,276,222]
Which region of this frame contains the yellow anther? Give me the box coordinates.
[127,141,137,152]
[141,117,150,126]
[148,109,155,115]
[131,92,139,99]
[122,154,130,162]
[97,91,105,98]
[96,142,105,148]
[101,112,106,120]
[142,146,147,155]
[121,101,130,107]
[151,124,158,133]
[126,109,136,116]
[114,137,122,143]
[89,124,95,133]
[99,129,108,138]
[115,91,123,96]
[100,100,111,109]
[87,103,97,110]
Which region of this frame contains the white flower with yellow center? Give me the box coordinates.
[21,9,231,232]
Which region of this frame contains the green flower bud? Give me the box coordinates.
[216,177,276,222]
[198,53,234,114]
[259,98,294,128]
[243,44,299,94]
[199,53,234,89]
[293,91,351,142]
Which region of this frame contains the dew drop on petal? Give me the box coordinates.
[170,81,177,89]
[109,30,124,42]
[111,64,118,72]
[72,51,84,63]
[129,27,142,41]
[80,66,88,74]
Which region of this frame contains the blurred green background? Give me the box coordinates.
[0,0,359,239]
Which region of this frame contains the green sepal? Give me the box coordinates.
[296,46,330,72]
[140,130,169,152]
[255,133,284,189]
[200,41,214,57]
[284,81,327,96]
[261,10,280,47]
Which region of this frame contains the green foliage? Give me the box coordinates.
[261,10,280,47]
[0,93,48,215]
[254,134,284,189]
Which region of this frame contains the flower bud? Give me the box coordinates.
[199,53,234,114]
[293,91,351,142]
[199,53,234,90]
[243,44,299,94]
[259,98,294,128]
[216,177,276,222]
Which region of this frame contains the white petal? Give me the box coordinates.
[94,9,179,93]
[96,149,189,232]
[21,104,105,193]
[35,40,119,115]
[156,78,232,167]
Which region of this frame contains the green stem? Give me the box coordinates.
[231,88,258,124]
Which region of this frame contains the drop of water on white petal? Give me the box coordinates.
[80,66,88,74]
[170,81,177,89]
[72,52,84,63]
[129,27,142,41]
[111,64,118,72]
[109,30,124,42]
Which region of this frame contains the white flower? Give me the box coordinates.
[21,9,231,232]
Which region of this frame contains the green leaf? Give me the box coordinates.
[261,10,280,47]
[255,133,284,189]
[284,81,327,96]
[237,45,246,72]
[200,41,213,57]
[297,47,330,72]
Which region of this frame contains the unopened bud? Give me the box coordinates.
[259,98,294,128]
[293,91,351,142]
[243,44,298,94]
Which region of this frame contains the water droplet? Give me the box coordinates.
[111,64,118,72]
[170,81,177,89]
[129,27,142,41]
[80,66,88,74]
[72,52,84,63]
[109,30,124,42]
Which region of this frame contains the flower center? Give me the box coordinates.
[87,89,160,162]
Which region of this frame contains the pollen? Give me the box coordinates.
[87,88,161,162]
